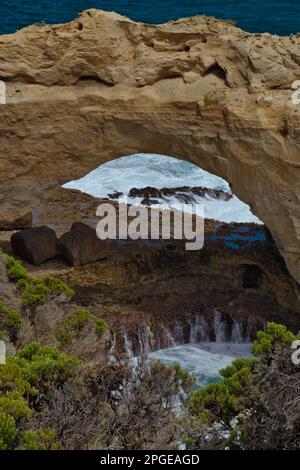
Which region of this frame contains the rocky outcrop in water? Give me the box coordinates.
[126,186,233,205]
[0,9,300,284]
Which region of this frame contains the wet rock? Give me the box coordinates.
[129,187,162,199]
[128,186,232,204]
[141,198,160,206]
[107,191,124,199]
[58,222,113,267]
[11,225,59,266]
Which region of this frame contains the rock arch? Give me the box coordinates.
[0,9,300,284]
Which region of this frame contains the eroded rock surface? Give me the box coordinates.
[0,9,300,283]
[11,225,59,265]
[58,222,114,266]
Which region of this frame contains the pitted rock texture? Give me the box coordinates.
[0,9,300,283]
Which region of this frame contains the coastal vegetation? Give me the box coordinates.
[0,252,299,449]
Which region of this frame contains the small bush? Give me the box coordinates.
[0,343,83,450]
[18,277,50,309]
[18,275,74,309]
[17,342,81,387]
[0,299,22,340]
[18,428,59,450]
[43,276,74,300]
[95,318,108,337]
[0,412,18,450]
[4,310,22,336]
[5,255,74,310]
[55,309,91,348]
[72,309,90,329]
[55,328,73,348]
[189,357,259,426]
[0,300,8,315]
[0,390,33,421]
[252,322,299,356]
[6,256,28,282]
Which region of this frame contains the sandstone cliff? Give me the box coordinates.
[0,9,300,283]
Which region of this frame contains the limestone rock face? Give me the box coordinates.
[0,9,300,283]
[58,222,113,266]
[11,226,59,266]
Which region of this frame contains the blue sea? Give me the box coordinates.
[1,0,300,36]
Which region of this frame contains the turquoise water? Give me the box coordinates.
[1,1,300,35]
[149,343,253,388]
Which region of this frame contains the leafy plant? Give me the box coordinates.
[18,428,59,450]
[0,412,18,450]
[189,357,259,427]
[6,255,28,282]
[4,310,22,337]
[0,342,82,450]
[65,308,90,331]
[18,275,74,309]
[0,298,22,340]
[95,318,108,337]
[252,322,299,357]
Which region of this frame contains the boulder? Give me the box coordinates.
[58,222,113,267]
[11,226,59,266]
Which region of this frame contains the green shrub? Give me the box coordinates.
[18,277,50,308]
[0,390,33,421]
[17,342,81,387]
[72,308,90,329]
[95,318,108,337]
[252,322,299,356]
[171,362,196,393]
[0,412,18,450]
[18,428,59,450]
[0,299,22,340]
[4,310,22,336]
[0,343,83,449]
[189,357,259,426]
[0,299,8,315]
[0,356,36,397]
[5,255,74,309]
[43,276,74,300]
[55,309,91,348]
[55,328,73,347]
[18,275,74,309]
[6,255,28,282]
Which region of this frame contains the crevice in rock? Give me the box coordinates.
[242,265,263,289]
[76,75,114,87]
[203,63,227,81]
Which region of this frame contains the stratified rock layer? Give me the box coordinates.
[0,9,300,283]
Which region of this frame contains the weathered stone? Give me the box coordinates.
[11,226,59,266]
[58,222,113,266]
[0,10,300,283]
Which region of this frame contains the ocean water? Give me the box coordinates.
[0,0,300,35]
[149,342,252,388]
[64,153,262,224]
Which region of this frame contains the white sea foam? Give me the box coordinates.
[149,342,252,388]
[64,153,262,224]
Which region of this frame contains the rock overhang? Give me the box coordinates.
[0,9,299,285]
